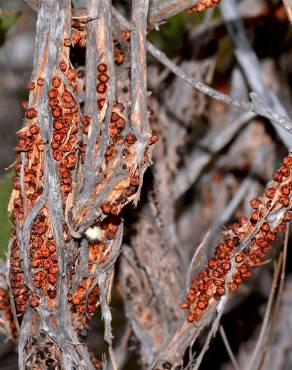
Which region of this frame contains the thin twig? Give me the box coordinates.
[246,253,283,370]
[220,0,292,149]
[112,8,292,141]
[219,325,240,370]
[257,223,289,370]
[282,0,292,24]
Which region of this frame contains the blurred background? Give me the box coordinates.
[0,0,292,369]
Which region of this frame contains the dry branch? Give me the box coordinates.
[1,1,292,369]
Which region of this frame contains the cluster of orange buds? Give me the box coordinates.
[30,212,58,302]
[0,287,9,311]
[69,215,122,328]
[9,238,28,335]
[9,77,47,332]
[48,70,79,198]
[12,97,45,225]
[68,278,100,323]
[71,19,86,47]
[181,155,292,322]
[114,40,125,65]
[96,63,109,96]
[109,103,126,139]
[63,19,86,48]
[92,358,103,370]
[0,285,18,338]
[89,352,103,370]
[82,115,91,136]
[188,0,221,13]
[122,30,131,42]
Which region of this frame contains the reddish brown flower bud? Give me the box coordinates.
[61,184,72,193]
[180,302,190,310]
[130,176,140,186]
[250,198,260,209]
[228,282,238,292]
[16,304,26,312]
[108,223,118,233]
[283,211,292,222]
[41,246,50,258]
[280,185,290,196]
[197,300,208,310]
[52,76,61,88]
[0,288,7,298]
[59,60,67,72]
[31,259,42,268]
[22,100,28,109]
[62,176,72,185]
[115,103,125,112]
[32,236,43,249]
[67,68,78,80]
[273,171,283,182]
[238,216,248,225]
[63,38,71,47]
[222,262,231,271]
[122,30,131,41]
[97,83,107,94]
[72,31,82,45]
[52,106,62,118]
[115,52,124,65]
[48,89,58,98]
[72,295,81,305]
[280,165,290,178]
[29,125,39,135]
[53,132,64,142]
[98,73,109,83]
[97,63,107,73]
[261,223,270,232]
[125,133,137,145]
[149,134,159,145]
[208,258,218,270]
[26,108,38,119]
[279,195,290,207]
[187,313,196,322]
[27,81,35,90]
[216,287,225,296]
[47,273,57,284]
[0,301,8,309]
[51,141,60,150]
[10,258,20,268]
[187,291,196,303]
[49,98,59,107]
[101,202,112,214]
[218,251,228,261]
[37,78,44,86]
[50,265,58,274]
[97,98,105,110]
[53,150,63,161]
[30,295,40,307]
[250,211,260,223]
[283,156,292,167]
[47,289,57,299]
[214,279,224,287]
[53,120,62,130]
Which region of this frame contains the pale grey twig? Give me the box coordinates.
[220,0,292,149]
[257,224,289,370]
[219,325,240,370]
[247,254,283,370]
[172,111,255,200]
[282,0,292,24]
[148,0,202,27]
